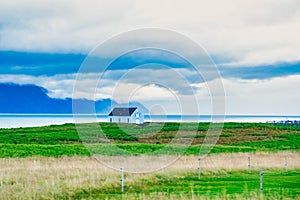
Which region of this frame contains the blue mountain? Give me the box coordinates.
[0,83,149,114]
[0,83,113,114]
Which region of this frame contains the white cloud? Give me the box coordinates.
[0,0,299,66]
[0,73,76,98]
[1,0,299,115]
[193,75,300,115]
[0,67,199,100]
[1,71,299,115]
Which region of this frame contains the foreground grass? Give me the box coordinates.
[0,123,299,199]
[0,153,299,199]
[72,170,300,200]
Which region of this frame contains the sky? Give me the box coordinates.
[0,0,300,115]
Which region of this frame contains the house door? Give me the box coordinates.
[135,113,140,124]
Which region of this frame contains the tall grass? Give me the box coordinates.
[0,152,299,199]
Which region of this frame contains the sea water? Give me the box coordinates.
[0,114,299,128]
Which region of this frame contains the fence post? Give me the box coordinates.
[260,168,263,195]
[198,157,201,180]
[285,157,288,172]
[121,166,124,193]
[248,155,251,173]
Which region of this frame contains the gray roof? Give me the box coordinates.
[108,107,137,116]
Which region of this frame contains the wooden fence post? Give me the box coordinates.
[285,157,288,172]
[198,157,201,180]
[260,168,263,195]
[121,166,124,193]
[248,155,251,173]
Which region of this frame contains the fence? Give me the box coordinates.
[119,152,298,193]
[267,120,300,126]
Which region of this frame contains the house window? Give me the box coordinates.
[110,118,112,122]
[118,118,121,123]
[127,118,129,123]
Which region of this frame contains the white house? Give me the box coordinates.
[108,107,144,124]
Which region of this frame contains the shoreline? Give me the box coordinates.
[1,115,300,129]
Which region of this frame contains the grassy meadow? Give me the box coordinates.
[0,122,299,157]
[0,122,299,199]
[1,153,299,199]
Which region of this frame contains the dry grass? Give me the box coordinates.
[0,156,119,199]
[96,151,300,172]
[0,152,299,199]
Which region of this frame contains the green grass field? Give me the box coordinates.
[0,122,299,157]
[70,169,300,199]
[0,122,299,199]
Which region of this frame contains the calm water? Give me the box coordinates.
[0,114,299,128]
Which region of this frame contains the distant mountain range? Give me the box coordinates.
[0,83,147,114]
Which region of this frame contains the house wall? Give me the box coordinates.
[109,116,131,123]
[133,109,144,124]
[107,109,144,124]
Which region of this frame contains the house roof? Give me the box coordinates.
[108,107,137,116]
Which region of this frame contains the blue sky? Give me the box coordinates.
[0,0,299,115]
